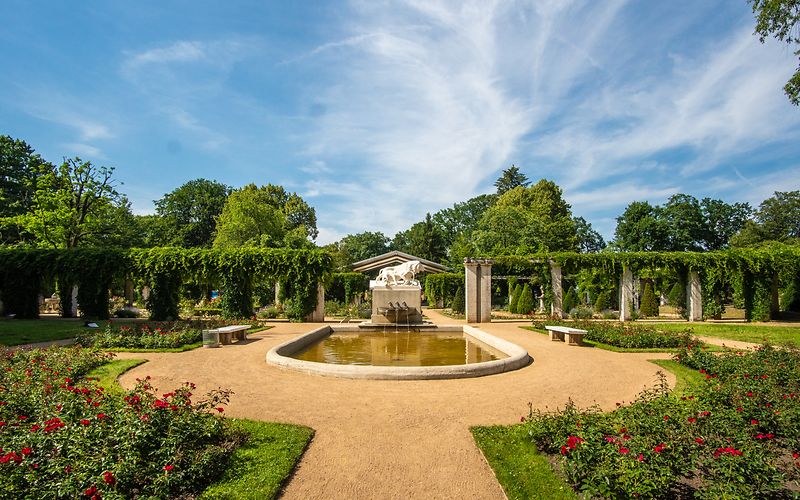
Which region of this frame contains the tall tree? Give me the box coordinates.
[431,194,496,246]
[392,213,447,262]
[14,158,126,248]
[475,179,577,254]
[154,178,231,248]
[700,198,753,250]
[663,194,706,251]
[494,165,530,195]
[336,231,390,265]
[0,136,47,245]
[750,0,800,105]
[212,185,288,248]
[259,184,319,240]
[732,190,800,246]
[613,201,670,251]
[574,216,606,253]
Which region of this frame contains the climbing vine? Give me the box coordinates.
[424,273,463,307]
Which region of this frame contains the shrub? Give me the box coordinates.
[668,282,687,318]
[113,308,140,318]
[509,284,522,314]
[517,284,535,315]
[594,290,612,312]
[0,347,235,498]
[524,343,800,499]
[257,305,282,319]
[76,321,213,349]
[640,282,659,318]
[451,286,465,314]
[531,319,698,349]
[562,287,579,313]
[569,306,593,319]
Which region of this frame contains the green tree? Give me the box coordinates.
[154,178,231,248]
[663,194,706,251]
[750,0,800,105]
[392,213,447,262]
[509,284,522,313]
[451,286,465,314]
[730,191,800,246]
[517,283,535,314]
[594,290,612,311]
[494,165,530,195]
[475,179,577,254]
[563,287,579,313]
[432,194,496,245]
[639,282,659,317]
[14,158,126,248]
[613,201,670,251]
[213,185,288,248]
[0,136,48,245]
[259,184,319,240]
[336,231,390,265]
[700,198,753,250]
[574,216,606,253]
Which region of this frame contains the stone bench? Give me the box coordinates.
[545,325,588,346]
[205,325,251,345]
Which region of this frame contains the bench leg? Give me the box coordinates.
[549,332,565,342]
[219,332,233,345]
[566,334,584,346]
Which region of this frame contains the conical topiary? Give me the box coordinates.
[509,284,522,313]
[563,287,579,314]
[517,284,535,315]
[594,290,611,311]
[640,282,659,318]
[451,286,465,314]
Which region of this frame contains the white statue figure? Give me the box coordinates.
[376,260,422,287]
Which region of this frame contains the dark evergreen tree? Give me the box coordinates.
[563,287,579,313]
[517,284,535,315]
[451,286,465,314]
[509,284,522,313]
[639,282,659,318]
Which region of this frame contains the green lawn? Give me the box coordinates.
[201,419,314,500]
[87,358,147,392]
[0,318,86,345]
[650,322,800,345]
[648,359,706,395]
[471,425,576,500]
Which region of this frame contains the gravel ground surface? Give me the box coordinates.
[115,309,674,499]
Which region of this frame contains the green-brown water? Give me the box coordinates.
[292,331,506,366]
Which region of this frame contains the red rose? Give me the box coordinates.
[164,465,174,471]
[103,471,115,485]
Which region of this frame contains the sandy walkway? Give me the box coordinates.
[116,311,673,499]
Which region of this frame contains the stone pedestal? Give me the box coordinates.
[464,260,492,323]
[305,284,325,322]
[371,285,423,324]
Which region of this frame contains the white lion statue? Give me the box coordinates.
[376,260,422,287]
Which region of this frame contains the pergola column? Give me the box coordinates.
[464,259,492,323]
[305,283,325,322]
[619,265,634,321]
[70,285,79,317]
[549,260,563,318]
[686,270,703,322]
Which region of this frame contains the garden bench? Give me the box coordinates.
[206,325,251,345]
[544,325,588,346]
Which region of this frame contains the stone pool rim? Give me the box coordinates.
[265,324,530,380]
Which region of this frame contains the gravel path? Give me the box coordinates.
[115,311,673,499]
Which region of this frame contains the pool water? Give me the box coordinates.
[291,331,507,367]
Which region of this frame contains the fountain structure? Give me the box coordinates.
[366,259,424,326]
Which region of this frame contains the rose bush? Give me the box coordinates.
[531,319,699,349]
[524,345,800,498]
[0,346,234,498]
[77,319,256,350]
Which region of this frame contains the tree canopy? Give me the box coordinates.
[494,165,530,195]
[154,178,231,248]
[750,0,800,105]
[392,213,448,262]
[0,136,47,245]
[335,231,390,266]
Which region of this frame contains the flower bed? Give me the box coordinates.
[531,319,698,349]
[0,346,235,498]
[77,319,257,350]
[523,344,800,498]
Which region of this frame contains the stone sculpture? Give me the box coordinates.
[375,260,422,287]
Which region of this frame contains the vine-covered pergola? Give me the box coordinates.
[462,244,800,323]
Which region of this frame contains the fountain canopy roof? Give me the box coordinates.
[351,250,449,274]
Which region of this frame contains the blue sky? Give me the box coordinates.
[1,0,799,244]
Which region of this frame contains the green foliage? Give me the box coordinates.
[431,194,496,255]
[562,287,579,313]
[333,232,390,267]
[574,216,605,253]
[0,135,44,245]
[509,284,523,313]
[424,273,463,307]
[594,290,612,311]
[494,165,530,195]
[154,178,231,248]
[475,179,578,254]
[750,0,800,105]
[531,320,698,349]
[327,272,369,304]
[451,286,465,314]
[755,191,800,242]
[392,213,447,262]
[668,281,687,318]
[639,282,659,318]
[517,284,534,315]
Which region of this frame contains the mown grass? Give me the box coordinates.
[0,318,85,346]
[86,352,313,499]
[200,419,314,500]
[520,326,725,353]
[648,359,706,395]
[649,322,800,345]
[471,425,577,500]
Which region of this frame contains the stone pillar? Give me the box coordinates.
[549,261,563,318]
[464,259,493,323]
[771,273,780,319]
[274,282,282,306]
[686,270,703,322]
[70,285,79,317]
[479,261,492,323]
[464,261,480,323]
[305,284,325,322]
[619,266,634,321]
[124,281,134,307]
